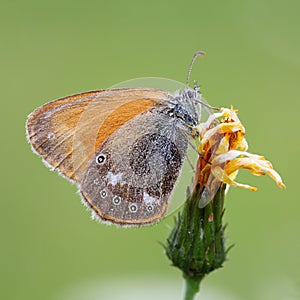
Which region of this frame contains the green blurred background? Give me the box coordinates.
[1,0,299,299]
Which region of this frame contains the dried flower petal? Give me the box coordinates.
[193,107,286,204]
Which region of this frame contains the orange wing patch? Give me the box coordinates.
[27,90,105,123]
[95,99,156,150]
[26,89,168,183]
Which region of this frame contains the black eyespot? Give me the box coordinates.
[96,154,106,165]
[147,205,153,212]
[113,196,121,205]
[129,203,138,213]
[100,189,107,198]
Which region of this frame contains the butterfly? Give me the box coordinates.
[26,51,217,226]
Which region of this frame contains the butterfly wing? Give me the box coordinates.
[26,88,168,182]
[80,108,189,225]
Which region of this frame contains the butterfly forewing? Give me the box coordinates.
[26,88,168,182]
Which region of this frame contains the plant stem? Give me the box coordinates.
[165,184,228,300]
[183,275,202,300]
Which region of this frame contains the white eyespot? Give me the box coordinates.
[129,203,138,213]
[146,204,154,212]
[112,196,121,205]
[96,154,106,165]
[47,132,55,140]
[100,189,107,198]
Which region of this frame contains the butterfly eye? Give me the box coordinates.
[96,154,106,165]
[173,104,197,127]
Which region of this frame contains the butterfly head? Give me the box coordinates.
[164,85,202,137]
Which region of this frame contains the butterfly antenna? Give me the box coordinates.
[185,51,206,88]
[194,99,220,111]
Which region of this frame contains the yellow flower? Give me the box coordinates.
[193,107,286,207]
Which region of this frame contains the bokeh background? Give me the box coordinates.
[1,1,299,299]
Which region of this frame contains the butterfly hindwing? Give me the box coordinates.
[80,108,189,225]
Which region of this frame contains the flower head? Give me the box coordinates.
[166,105,286,298]
[193,107,286,206]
